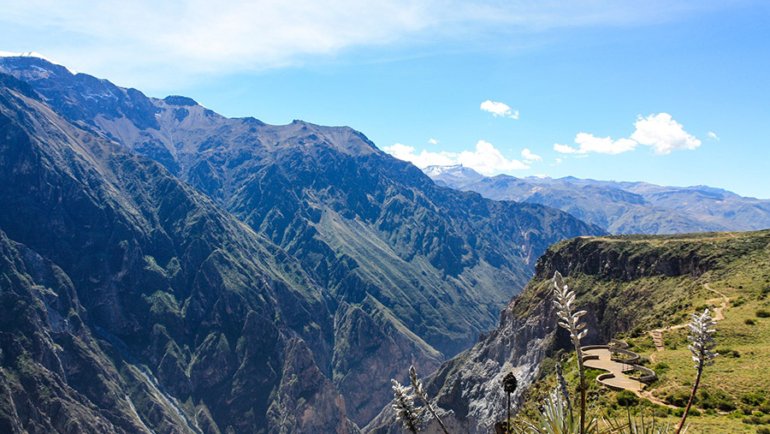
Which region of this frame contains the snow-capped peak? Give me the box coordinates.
[0,51,77,74]
[423,164,466,177]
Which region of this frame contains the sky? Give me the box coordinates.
[1,0,769,198]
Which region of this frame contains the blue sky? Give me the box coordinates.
[2,1,769,198]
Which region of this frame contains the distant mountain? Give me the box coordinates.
[368,229,770,433]
[423,164,485,188]
[425,165,770,234]
[0,56,602,431]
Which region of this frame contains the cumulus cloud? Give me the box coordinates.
[707,131,719,141]
[384,140,529,175]
[521,148,542,162]
[457,140,529,174]
[480,100,519,119]
[383,143,456,168]
[428,138,439,145]
[630,113,701,154]
[554,113,701,156]
[554,133,637,155]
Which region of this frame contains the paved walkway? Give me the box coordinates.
[582,347,675,408]
[583,348,646,391]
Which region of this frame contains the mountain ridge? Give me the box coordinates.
[425,165,770,234]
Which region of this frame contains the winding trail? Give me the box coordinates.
[586,283,731,407]
[648,283,730,352]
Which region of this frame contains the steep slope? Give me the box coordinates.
[0,75,355,433]
[0,56,603,424]
[426,165,770,234]
[368,229,770,433]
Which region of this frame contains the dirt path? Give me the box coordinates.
[704,283,729,321]
[629,283,731,403]
[648,283,730,352]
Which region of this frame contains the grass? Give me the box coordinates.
[515,229,770,433]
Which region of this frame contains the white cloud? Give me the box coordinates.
[707,131,719,141]
[428,138,439,145]
[630,113,701,154]
[480,100,519,119]
[521,148,542,161]
[457,140,529,174]
[554,113,701,156]
[384,140,529,175]
[554,133,637,155]
[383,143,456,168]
[0,2,732,89]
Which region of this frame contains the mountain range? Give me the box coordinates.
[426,165,770,235]
[0,56,601,432]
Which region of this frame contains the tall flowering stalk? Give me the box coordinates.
[392,379,423,433]
[409,366,450,434]
[552,271,588,434]
[675,309,718,434]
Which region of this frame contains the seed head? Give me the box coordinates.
[687,308,718,369]
[552,271,588,344]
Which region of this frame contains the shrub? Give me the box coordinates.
[653,407,670,418]
[746,318,758,325]
[665,390,690,407]
[699,389,737,412]
[743,415,770,425]
[741,391,767,407]
[757,428,770,434]
[757,309,770,318]
[616,390,639,407]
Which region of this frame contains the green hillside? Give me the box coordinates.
[518,230,770,433]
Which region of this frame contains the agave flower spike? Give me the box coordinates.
[552,271,588,434]
[675,309,718,434]
[409,366,449,434]
[392,379,423,433]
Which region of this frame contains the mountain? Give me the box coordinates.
[0,56,602,429]
[425,165,770,235]
[368,229,770,433]
[0,73,354,433]
[423,165,485,189]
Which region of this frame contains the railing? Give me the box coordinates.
[581,341,657,385]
